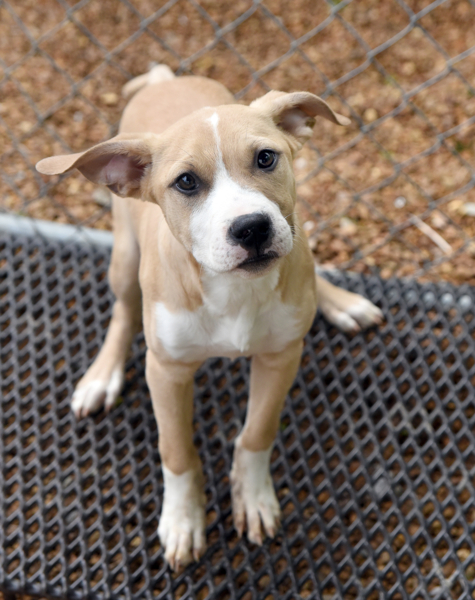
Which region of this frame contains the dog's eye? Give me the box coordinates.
[175,173,199,193]
[257,149,277,170]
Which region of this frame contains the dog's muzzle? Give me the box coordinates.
[227,212,274,253]
[227,212,278,273]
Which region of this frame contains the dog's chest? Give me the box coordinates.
[154,272,301,361]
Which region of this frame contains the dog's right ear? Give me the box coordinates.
[36,133,159,199]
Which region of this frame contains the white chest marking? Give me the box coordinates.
[154,270,301,362]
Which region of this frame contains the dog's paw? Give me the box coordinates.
[319,287,383,333]
[159,467,206,571]
[231,441,281,545]
[72,367,123,419]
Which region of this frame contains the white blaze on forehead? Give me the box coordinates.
[206,112,220,136]
[206,111,224,163]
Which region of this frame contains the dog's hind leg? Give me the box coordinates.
[72,198,142,418]
[316,272,383,332]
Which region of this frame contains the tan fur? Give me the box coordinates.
[36,68,383,571]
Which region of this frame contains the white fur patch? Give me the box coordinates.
[316,273,384,333]
[155,269,301,361]
[159,466,206,569]
[206,112,221,150]
[231,438,281,543]
[189,111,293,273]
[71,367,123,418]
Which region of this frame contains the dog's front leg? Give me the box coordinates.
[231,338,303,544]
[145,350,205,571]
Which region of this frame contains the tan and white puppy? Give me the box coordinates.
[37,66,382,571]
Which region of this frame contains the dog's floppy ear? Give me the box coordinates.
[251,91,350,151]
[36,133,158,199]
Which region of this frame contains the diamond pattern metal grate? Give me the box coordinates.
[1,231,475,599]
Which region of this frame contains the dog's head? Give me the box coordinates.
[37,91,349,277]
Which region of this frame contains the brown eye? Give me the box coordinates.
[257,149,277,170]
[176,173,199,193]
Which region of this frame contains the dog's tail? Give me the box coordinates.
[122,64,175,99]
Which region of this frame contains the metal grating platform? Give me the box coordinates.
[1,231,475,600]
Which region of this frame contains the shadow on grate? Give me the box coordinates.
[1,231,475,600]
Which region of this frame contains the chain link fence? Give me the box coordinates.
[1,0,475,284]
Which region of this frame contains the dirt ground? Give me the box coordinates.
[1,0,475,284]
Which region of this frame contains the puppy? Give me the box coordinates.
[37,66,382,571]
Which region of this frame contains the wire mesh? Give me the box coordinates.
[1,0,475,283]
[2,230,475,599]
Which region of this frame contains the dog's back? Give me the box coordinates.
[120,68,235,136]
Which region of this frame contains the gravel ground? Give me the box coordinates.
[1,0,475,285]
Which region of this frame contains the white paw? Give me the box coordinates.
[159,466,206,571]
[321,291,383,333]
[231,440,281,545]
[71,368,123,419]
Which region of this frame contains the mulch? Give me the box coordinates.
[1,0,474,285]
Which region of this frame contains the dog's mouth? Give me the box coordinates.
[237,251,279,272]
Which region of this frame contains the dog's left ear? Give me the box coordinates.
[251,91,350,151]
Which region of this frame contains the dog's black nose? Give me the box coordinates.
[228,213,273,251]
